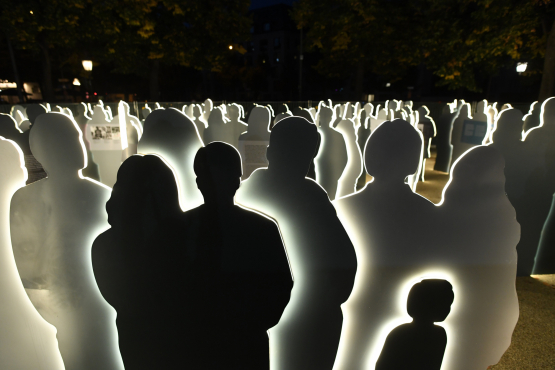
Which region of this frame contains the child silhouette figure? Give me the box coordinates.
[376,279,454,370]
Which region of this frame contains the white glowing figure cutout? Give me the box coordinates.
[332,120,519,370]
[10,113,124,370]
[237,117,357,370]
[0,136,65,370]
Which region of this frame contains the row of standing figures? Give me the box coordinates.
[0,99,526,370]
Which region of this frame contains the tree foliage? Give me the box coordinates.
[293,0,551,92]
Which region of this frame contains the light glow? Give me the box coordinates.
[73,78,81,86]
[516,62,527,73]
[82,60,93,72]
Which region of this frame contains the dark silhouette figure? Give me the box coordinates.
[181,142,293,369]
[376,279,454,370]
[92,155,183,370]
[316,106,348,200]
[236,117,357,370]
[434,104,458,172]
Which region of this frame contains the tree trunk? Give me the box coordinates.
[539,17,555,101]
[354,59,365,101]
[150,59,160,101]
[38,38,54,102]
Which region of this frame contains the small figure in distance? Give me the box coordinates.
[376,279,454,370]
[181,142,293,369]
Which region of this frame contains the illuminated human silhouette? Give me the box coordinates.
[333,119,436,370]
[10,112,123,370]
[236,117,357,370]
[0,137,64,370]
[435,145,519,370]
[376,279,454,370]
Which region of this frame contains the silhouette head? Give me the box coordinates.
[267,117,319,178]
[30,113,86,175]
[26,104,48,125]
[0,137,27,189]
[248,107,271,133]
[0,114,22,139]
[365,119,422,182]
[192,105,203,120]
[319,106,334,128]
[407,279,454,323]
[227,104,241,121]
[208,107,225,127]
[141,108,202,149]
[194,142,242,206]
[107,155,181,230]
[492,109,524,143]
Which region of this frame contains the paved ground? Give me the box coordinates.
[412,148,555,369]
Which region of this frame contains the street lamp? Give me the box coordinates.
[228,45,233,50]
[82,60,93,72]
[516,62,527,73]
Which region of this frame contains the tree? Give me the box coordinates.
[89,0,251,100]
[292,0,550,96]
[0,0,89,101]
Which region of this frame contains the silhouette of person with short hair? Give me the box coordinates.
[11,112,124,370]
[92,154,183,370]
[236,117,357,370]
[172,142,293,369]
[376,279,454,370]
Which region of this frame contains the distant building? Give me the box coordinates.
[243,4,300,100]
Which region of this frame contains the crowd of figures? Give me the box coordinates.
[0,94,551,370]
